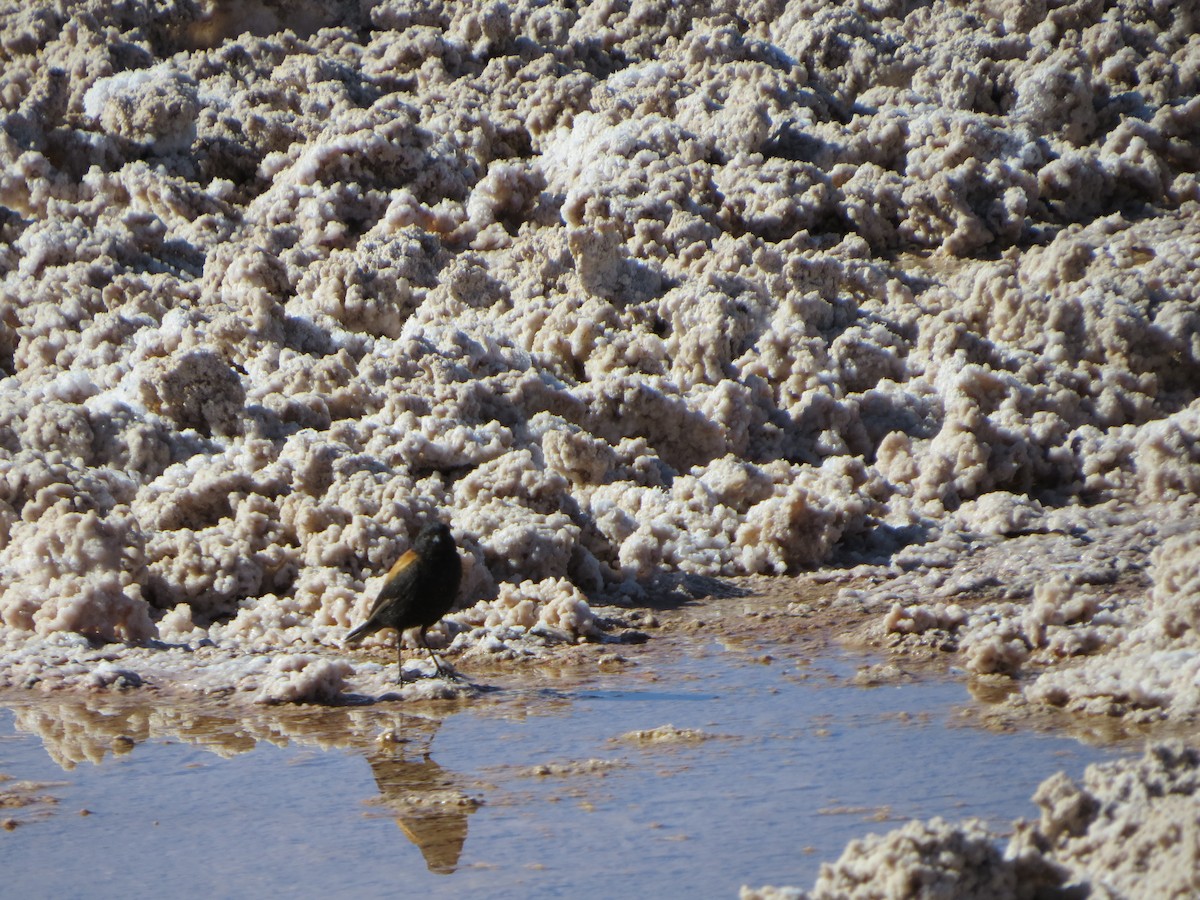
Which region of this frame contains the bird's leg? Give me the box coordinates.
[396,637,406,685]
[420,627,452,678]
[427,647,450,677]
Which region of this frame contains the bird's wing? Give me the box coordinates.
[364,548,421,616]
[385,548,421,582]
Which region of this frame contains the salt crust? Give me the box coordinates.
[253,654,353,704]
[874,504,1200,721]
[1,0,1199,701]
[0,627,473,703]
[743,743,1200,899]
[617,724,718,744]
[1021,529,1200,720]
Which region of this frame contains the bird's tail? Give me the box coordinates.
[343,621,375,646]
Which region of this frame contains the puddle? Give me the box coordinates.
[0,643,1123,897]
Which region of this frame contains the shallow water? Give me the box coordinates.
[0,643,1121,898]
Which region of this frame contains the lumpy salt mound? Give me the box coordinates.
[617,724,716,744]
[1019,528,1200,720]
[2,0,1200,694]
[743,743,1200,899]
[253,654,353,705]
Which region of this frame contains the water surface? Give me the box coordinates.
[0,642,1122,898]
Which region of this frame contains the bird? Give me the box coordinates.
[344,521,463,684]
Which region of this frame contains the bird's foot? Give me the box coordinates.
[429,653,463,681]
[434,663,459,681]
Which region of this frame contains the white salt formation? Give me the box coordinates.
[1,0,1199,703]
[742,743,1200,899]
[1020,529,1200,719]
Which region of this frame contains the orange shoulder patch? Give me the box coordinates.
[386,548,420,580]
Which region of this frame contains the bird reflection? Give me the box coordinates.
[366,733,480,874]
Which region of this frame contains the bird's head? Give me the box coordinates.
[413,521,455,555]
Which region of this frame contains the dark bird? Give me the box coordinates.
[344,521,462,683]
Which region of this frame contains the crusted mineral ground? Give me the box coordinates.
[742,743,1200,899]
[1,0,1197,707]
[2,0,1199,893]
